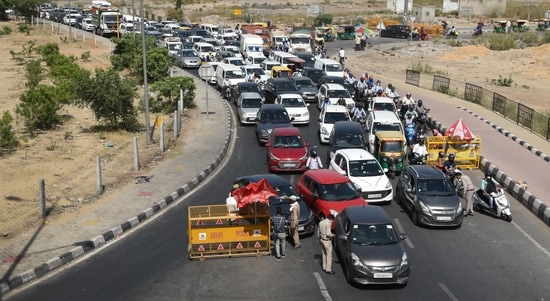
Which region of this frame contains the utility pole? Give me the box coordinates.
[403,0,409,26]
[141,0,152,144]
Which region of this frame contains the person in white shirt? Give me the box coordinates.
[338,47,345,65]
[306,150,323,170]
[352,102,366,121]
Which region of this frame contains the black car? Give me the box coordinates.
[380,25,417,39]
[334,205,410,285]
[317,75,356,99]
[254,104,294,145]
[327,121,367,164]
[301,67,324,85]
[395,165,463,227]
[233,174,315,236]
[231,82,264,105]
[295,53,316,68]
[263,78,300,104]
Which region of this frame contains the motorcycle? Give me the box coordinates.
[223,85,232,101]
[415,112,430,135]
[404,123,416,146]
[473,188,512,222]
[409,152,427,165]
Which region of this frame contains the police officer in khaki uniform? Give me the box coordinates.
[289,196,301,248]
[318,214,335,274]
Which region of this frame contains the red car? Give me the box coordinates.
[265,127,310,172]
[296,169,367,223]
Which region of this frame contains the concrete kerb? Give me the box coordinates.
[427,117,550,227]
[0,76,234,296]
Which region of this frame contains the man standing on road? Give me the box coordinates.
[272,206,287,261]
[318,214,335,274]
[455,169,475,216]
[289,196,301,249]
[338,47,345,65]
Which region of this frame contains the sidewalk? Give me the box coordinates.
[0,69,233,295]
[346,41,550,226]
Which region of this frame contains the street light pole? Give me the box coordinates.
[140,0,152,144]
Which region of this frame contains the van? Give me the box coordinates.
[193,42,215,60]
[314,58,343,77]
[202,24,220,37]
[215,63,246,90]
[327,121,367,163]
[365,110,404,154]
[200,37,222,51]
[270,51,299,66]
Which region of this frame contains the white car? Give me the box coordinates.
[329,149,393,203]
[274,94,310,125]
[317,105,350,144]
[365,110,404,154]
[317,83,355,112]
[221,45,242,58]
[222,57,246,67]
[241,65,269,82]
[369,96,397,113]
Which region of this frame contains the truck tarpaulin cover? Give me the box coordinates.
[232,178,277,209]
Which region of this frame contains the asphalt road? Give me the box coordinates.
[7,77,550,300]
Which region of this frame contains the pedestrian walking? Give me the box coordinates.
[455,169,475,216]
[318,214,335,274]
[289,196,301,248]
[272,206,287,261]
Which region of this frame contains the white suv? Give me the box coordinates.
[365,110,404,154]
[316,83,355,112]
[329,148,393,203]
[317,105,351,144]
[369,96,397,113]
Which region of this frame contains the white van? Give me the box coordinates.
[193,42,215,60]
[202,24,220,37]
[215,63,246,90]
[270,51,298,65]
[314,58,343,77]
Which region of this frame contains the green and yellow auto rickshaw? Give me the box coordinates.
[373,131,406,178]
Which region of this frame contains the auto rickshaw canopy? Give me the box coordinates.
[374,131,405,154]
[271,65,292,78]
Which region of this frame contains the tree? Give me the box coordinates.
[11,0,42,23]
[74,68,139,131]
[150,76,196,113]
[0,111,19,155]
[313,14,334,27]
[133,47,172,84]
[16,85,63,135]
[110,34,161,72]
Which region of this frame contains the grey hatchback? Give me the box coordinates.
[254,104,293,146]
[335,205,410,285]
[395,165,463,227]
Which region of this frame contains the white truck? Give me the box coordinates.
[159,37,183,57]
[289,27,313,54]
[239,34,264,59]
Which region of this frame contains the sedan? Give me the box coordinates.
[274,94,310,125]
[265,127,309,172]
[291,76,318,103]
[179,49,201,69]
[335,206,410,285]
[237,92,263,125]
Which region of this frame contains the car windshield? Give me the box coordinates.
[318,182,360,201]
[334,134,365,147]
[181,50,198,57]
[294,79,314,88]
[275,82,299,92]
[242,98,262,108]
[253,57,267,64]
[242,85,261,93]
[269,185,299,205]
[200,45,214,52]
[226,47,239,54]
[380,141,403,152]
[226,70,245,79]
[373,103,395,111]
[323,112,349,124]
[325,64,343,72]
[417,179,455,196]
[247,46,263,52]
[229,59,245,66]
[272,135,304,148]
[281,97,305,108]
[246,68,265,76]
[349,160,384,177]
[351,224,399,245]
[373,122,402,134]
[261,111,290,123]
[327,89,350,99]
[290,37,309,44]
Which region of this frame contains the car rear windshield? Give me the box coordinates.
[334,134,365,148]
[318,182,360,201]
[226,70,244,78]
[242,98,262,108]
[417,179,455,196]
[281,97,305,107]
[349,160,384,177]
[373,103,395,111]
[328,89,350,99]
[325,64,343,72]
[373,122,401,134]
[275,82,299,92]
[323,112,349,124]
[351,224,399,245]
[294,79,314,87]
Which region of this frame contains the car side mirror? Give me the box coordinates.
[337,234,348,241]
[312,193,319,200]
[318,118,322,122]
[306,103,310,106]
[399,233,407,240]
[265,142,271,147]
[304,142,310,147]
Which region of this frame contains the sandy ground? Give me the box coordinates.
[1,15,549,239]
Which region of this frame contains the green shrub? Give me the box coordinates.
[18,23,31,35]
[488,35,517,51]
[0,26,13,35]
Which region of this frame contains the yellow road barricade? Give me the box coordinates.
[427,135,481,170]
[188,204,271,262]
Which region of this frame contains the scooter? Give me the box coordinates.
[408,152,426,165]
[473,188,512,222]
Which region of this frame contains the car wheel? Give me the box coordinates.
[411,208,420,225]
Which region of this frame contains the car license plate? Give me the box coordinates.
[298,226,304,231]
[368,194,382,199]
[436,216,452,221]
[373,273,392,279]
[292,114,300,117]
[283,163,295,168]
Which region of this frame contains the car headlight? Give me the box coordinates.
[400,252,409,268]
[418,200,431,214]
[397,157,403,162]
[351,252,365,269]
[306,47,312,52]
[456,205,463,214]
[269,152,279,160]
[303,111,309,118]
[329,209,339,217]
[299,153,308,160]
[385,182,392,189]
[321,127,329,135]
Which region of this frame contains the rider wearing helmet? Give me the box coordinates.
[306,149,323,170]
[374,80,383,94]
[404,112,415,125]
[411,135,427,163]
[405,103,418,121]
[401,93,415,119]
[352,102,366,121]
[443,153,456,178]
[480,172,500,211]
[415,99,429,115]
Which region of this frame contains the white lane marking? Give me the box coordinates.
[313,272,333,301]
[394,218,414,249]
[439,283,459,301]
[289,174,296,186]
[512,221,550,259]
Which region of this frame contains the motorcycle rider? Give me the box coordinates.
[352,102,367,122]
[373,80,384,95]
[435,151,445,170]
[443,153,456,179]
[401,93,415,119]
[480,172,500,211]
[322,97,331,109]
[410,136,427,164]
[306,149,323,170]
[415,99,430,115]
[366,75,375,87]
[355,77,367,101]
[448,26,457,37]
[405,104,418,122]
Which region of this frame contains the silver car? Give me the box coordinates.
[335,205,410,286]
[179,49,201,69]
[237,92,263,125]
